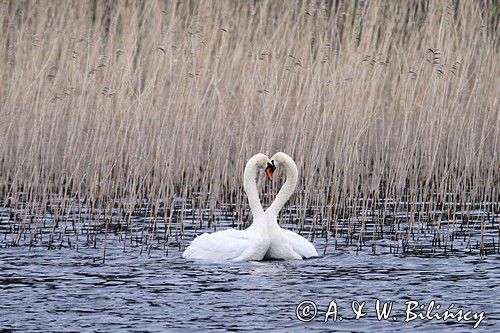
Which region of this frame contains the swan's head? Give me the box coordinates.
[269,152,296,175]
[270,152,292,165]
[265,160,276,181]
[249,153,275,181]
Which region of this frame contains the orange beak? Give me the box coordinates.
[266,167,273,181]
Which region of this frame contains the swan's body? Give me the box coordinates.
[265,152,318,260]
[182,226,269,261]
[182,154,272,261]
[183,152,318,262]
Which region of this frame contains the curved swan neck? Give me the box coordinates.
[267,153,298,218]
[243,155,265,217]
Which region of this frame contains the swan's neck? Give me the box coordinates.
[267,157,298,219]
[243,162,265,219]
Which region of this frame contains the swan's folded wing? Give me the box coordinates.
[183,229,252,261]
[282,229,318,258]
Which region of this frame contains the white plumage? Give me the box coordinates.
[182,154,272,261]
[265,152,319,260]
[183,152,318,262]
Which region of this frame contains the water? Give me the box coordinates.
[1,196,498,256]
[0,235,498,332]
[0,199,499,331]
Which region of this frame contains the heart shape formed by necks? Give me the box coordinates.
[183,152,317,262]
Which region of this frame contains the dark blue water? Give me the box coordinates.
[1,236,498,332]
[1,198,499,332]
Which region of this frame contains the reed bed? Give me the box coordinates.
[0,0,498,253]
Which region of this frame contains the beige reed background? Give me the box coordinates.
[0,1,498,229]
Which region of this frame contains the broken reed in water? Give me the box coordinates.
[0,1,498,246]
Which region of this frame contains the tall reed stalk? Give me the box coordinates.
[0,1,498,246]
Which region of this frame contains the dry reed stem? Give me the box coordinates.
[0,1,498,241]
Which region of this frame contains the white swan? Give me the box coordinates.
[182,153,274,261]
[265,152,319,260]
